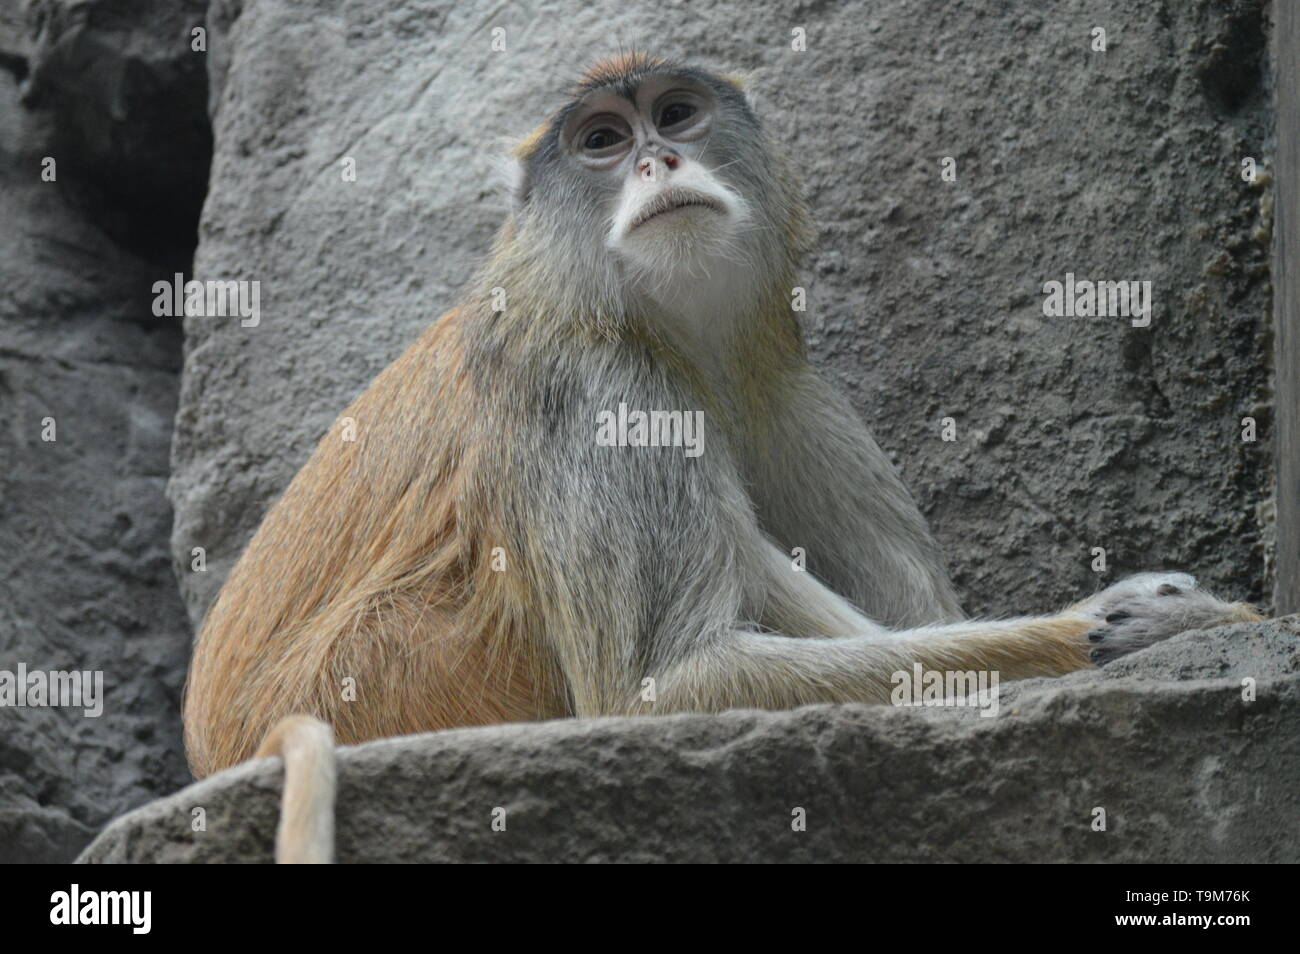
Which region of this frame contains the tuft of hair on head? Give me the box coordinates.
[574,50,671,94]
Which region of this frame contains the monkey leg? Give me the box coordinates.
[639,615,1094,713]
[637,570,1258,714]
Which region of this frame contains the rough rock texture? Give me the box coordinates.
[78,617,1300,863]
[0,0,207,863]
[172,0,1275,627]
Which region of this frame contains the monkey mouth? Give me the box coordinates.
[628,189,725,231]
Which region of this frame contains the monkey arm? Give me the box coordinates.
[742,366,965,628]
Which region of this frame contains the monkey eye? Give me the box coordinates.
[658,102,698,129]
[571,114,633,168]
[582,126,628,152]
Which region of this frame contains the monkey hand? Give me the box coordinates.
[1069,572,1262,665]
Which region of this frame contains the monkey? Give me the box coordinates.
[182,52,1262,862]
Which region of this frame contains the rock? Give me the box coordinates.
[78,618,1299,863]
[0,0,211,264]
[0,0,208,862]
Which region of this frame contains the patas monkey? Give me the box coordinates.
[183,53,1261,862]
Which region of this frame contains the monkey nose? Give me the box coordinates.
[637,153,681,179]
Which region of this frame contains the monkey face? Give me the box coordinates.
[560,73,752,253]
[513,55,781,308]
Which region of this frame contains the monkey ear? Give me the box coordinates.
[502,121,549,214]
[489,137,531,215]
[720,67,764,115]
[509,157,532,214]
[494,153,530,214]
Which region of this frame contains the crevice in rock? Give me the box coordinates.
[1195,0,1267,114]
[19,28,213,270]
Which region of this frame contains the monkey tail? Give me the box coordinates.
[254,715,337,864]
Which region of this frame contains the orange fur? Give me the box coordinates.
[184,309,568,777]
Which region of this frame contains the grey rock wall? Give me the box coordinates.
[0,0,208,863]
[78,617,1300,863]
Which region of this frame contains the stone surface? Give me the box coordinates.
[78,617,1300,863]
[0,0,208,863]
[173,0,1275,630]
